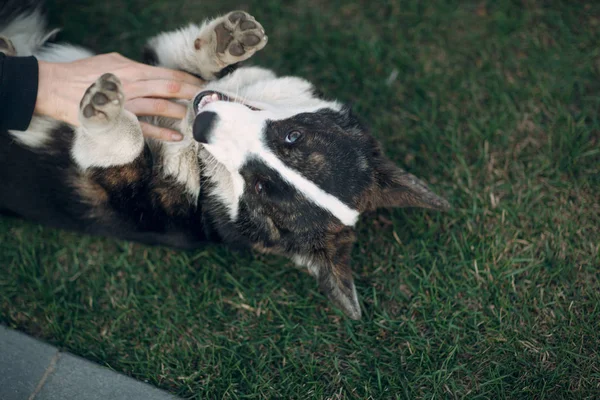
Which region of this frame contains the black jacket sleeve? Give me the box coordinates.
[0,53,39,131]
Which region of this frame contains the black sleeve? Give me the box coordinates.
[0,53,39,131]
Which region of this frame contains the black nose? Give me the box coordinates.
[193,111,218,144]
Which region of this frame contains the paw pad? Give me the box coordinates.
[80,73,124,124]
[214,11,267,62]
[228,11,246,23]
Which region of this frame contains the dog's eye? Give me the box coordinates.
[255,180,264,194]
[285,130,302,144]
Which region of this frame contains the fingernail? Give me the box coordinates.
[170,132,183,141]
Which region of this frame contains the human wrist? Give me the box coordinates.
[36,60,75,123]
[35,60,57,118]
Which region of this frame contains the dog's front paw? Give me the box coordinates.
[79,73,125,130]
[0,36,16,56]
[208,11,267,66]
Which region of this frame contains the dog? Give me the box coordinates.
[0,3,450,319]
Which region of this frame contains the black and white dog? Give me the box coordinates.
[0,4,449,319]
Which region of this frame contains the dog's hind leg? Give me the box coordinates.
[72,73,145,170]
[144,10,268,81]
[71,73,203,237]
[71,73,158,229]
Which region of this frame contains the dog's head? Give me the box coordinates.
[186,67,450,319]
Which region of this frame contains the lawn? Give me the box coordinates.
[1,0,599,398]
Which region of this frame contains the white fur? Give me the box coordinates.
[0,8,92,62]
[8,116,59,149]
[147,19,233,80]
[203,69,339,113]
[212,66,277,88]
[0,8,54,56]
[36,43,93,62]
[292,254,320,277]
[147,12,266,80]
[147,23,209,73]
[73,110,144,169]
[159,139,202,201]
[200,148,245,217]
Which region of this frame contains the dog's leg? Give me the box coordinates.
[72,73,144,170]
[72,73,202,233]
[145,10,268,80]
[70,73,158,229]
[141,11,269,203]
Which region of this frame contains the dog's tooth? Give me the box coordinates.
[198,98,206,111]
[197,93,222,112]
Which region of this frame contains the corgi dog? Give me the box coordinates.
[0,3,449,319]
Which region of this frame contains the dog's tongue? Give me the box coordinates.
[193,111,218,144]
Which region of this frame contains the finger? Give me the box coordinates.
[123,80,201,101]
[140,122,183,142]
[125,98,188,119]
[63,107,81,127]
[139,64,204,86]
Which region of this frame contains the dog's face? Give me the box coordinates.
[185,67,450,319]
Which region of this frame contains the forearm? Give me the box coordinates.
[0,54,39,131]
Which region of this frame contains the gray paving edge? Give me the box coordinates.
[0,325,181,400]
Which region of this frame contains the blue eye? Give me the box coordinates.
[285,130,302,144]
[255,180,264,194]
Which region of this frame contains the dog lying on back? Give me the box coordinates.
[0,6,449,319]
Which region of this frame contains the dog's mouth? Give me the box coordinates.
[193,90,261,114]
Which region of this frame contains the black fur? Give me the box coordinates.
[0,124,214,249]
[237,157,333,250]
[0,125,86,230]
[0,0,44,25]
[264,108,374,206]
[214,62,240,79]
[180,62,241,83]
[142,45,158,66]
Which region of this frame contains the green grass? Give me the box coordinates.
[2,0,599,398]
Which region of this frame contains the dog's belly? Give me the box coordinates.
[0,127,214,249]
[0,125,85,229]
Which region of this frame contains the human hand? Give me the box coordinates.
[35,53,204,141]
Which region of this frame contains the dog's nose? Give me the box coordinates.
[193,111,218,144]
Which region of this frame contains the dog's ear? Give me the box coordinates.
[361,148,451,212]
[295,227,361,320]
